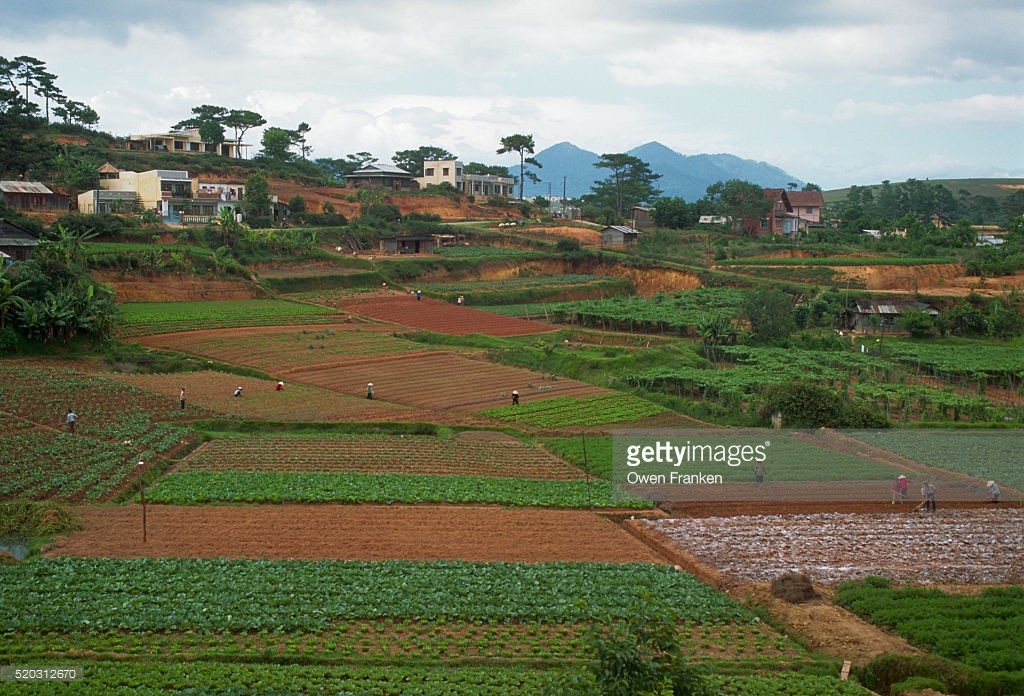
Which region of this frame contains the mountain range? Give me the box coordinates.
[515,141,803,202]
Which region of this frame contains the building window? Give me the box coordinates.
[805,207,814,214]
[760,218,769,229]
[425,168,434,176]
[456,168,462,176]
[442,167,449,176]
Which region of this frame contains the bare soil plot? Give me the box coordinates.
[177,434,586,480]
[282,350,608,411]
[46,504,668,564]
[339,293,556,335]
[636,508,1023,585]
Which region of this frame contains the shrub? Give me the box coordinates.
[890,676,948,695]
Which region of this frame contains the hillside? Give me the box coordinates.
[824,178,1024,204]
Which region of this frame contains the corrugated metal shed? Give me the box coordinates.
[0,181,54,194]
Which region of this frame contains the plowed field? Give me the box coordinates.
[45,504,668,563]
[636,508,1023,585]
[281,350,607,410]
[340,293,556,335]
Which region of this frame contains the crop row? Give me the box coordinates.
[2,559,748,629]
[137,324,419,372]
[116,299,342,337]
[0,363,194,432]
[0,415,187,501]
[0,660,871,695]
[835,578,1024,673]
[145,471,651,508]
[544,288,747,334]
[3,620,800,664]
[181,434,581,479]
[479,394,667,427]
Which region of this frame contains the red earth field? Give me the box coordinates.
[46,504,667,564]
[337,292,556,335]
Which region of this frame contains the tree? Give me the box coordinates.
[651,197,698,229]
[497,134,541,200]
[198,120,225,154]
[392,146,456,176]
[241,170,272,219]
[10,224,117,343]
[584,154,663,220]
[223,109,266,156]
[259,127,296,162]
[549,594,711,696]
[288,195,307,215]
[173,104,229,131]
[705,179,770,236]
[464,162,510,177]
[53,146,99,195]
[315,152,375,181]
[740,288,797,344]
[295,121,311,159]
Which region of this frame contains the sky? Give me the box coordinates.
[3,0,1023,190]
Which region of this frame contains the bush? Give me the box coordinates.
[890,676,948,695]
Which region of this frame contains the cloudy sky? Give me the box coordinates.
[4,0,1022,190]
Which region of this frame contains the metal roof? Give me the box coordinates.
[0,181,54,194]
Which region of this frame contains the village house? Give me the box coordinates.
[126,128,248,158]
[631,206,655,230]
[80,167,193,223]
[346,162,418,191]
[601,225,641,248]
[842,300,938,334]
[417,160,515,199]
[0,181,70,214]
[378,235,434,254]
[0,218,39,264]
[741,188,825,237]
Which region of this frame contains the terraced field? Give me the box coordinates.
[176,433,585,479]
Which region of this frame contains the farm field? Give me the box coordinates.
[6,242,1024,693]
[175,432,586,479]
[108,369,417,421]
[46,504,666,562]
[638,508,1023,585]
[132,322,423,373]
[334,292,558,335]
[278,350,608,412]
[117,299,346,337]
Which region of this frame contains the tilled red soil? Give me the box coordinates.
[46,504,669,564]
[340,293,556,335]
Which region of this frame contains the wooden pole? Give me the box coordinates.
[138,461,147,543]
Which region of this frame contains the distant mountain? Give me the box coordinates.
[517,140,803,202]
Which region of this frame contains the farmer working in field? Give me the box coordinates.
[986,481,1000,503]
[920,481,937,513]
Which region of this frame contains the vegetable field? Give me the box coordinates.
[479,393,668,427]
[117,299,344,337]
[177,433,585,479]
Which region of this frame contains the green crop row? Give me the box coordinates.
[479,394,667,427]
[719,256,955,266]
[143,471,652,508]
[117,299,342,337]
[0,660,873,695]
[848,430,1024,494]
[2,559,748,629]
[835,578,1024,673]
